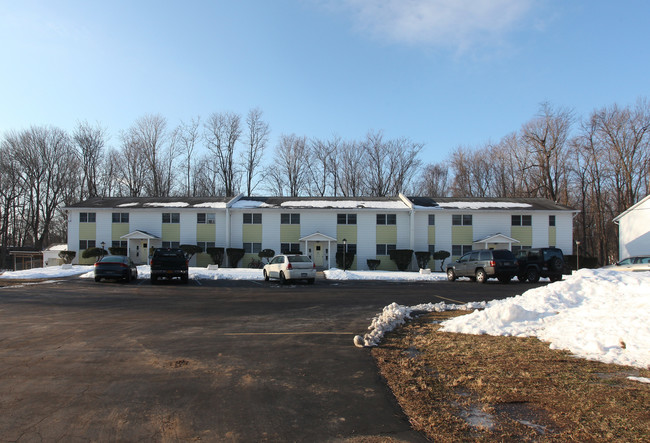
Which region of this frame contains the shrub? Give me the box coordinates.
[389,249,414,271]
[335,251,355,269]
[367,259,380,270]
[226,248,245,268]
[108,247,127,256]
[206,247,225,266]
[81,247,107,261]
[415,251,431,269]
[180,244,203,260]
[433,250,451,272]
[58,250,76,264]
[258,249,275,263]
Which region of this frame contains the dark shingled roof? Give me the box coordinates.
[407,197,576,211]
[65,196,232,209]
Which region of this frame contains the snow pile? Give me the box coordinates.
[0,265,94,279]
[78,265,264,281]
[355,300,486,347]
[440,269,650,369]
[325,268,447,281]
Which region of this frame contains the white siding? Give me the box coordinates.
[396,212,411,249]
[473,212,510,239]
[263,212,281,252]
[95,210,112,250]
[619,198,650,258]
[413,212,430,251]
[229,212,243,246]
[356,212,376,270]
[67,210,80,263]
[179,212,196,245]
[436,214,453,254]
[215,212,227,247]
[300,211,337,239]
[555,213,574,255]
[531,214,548,248]
[130,211,163,237]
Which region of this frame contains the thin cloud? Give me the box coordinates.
[326,0,536,51]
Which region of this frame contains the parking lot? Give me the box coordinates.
[0,278,539,441]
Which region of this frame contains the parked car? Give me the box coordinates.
[150,248,189,284]
[446,249,518,284]
[94,255,138,283]
[603,255,650,272]
[516,247,568,283]
[263,254,316,284]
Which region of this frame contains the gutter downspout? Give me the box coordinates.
[225,194,243,267]
[399,193,416,270]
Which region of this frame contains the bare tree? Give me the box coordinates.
[175,117,201,197]
[204,111,242,197]
[267,134,309,197]
[417,162,450,196]
[240,108,270,197]
[72,121,107,200]
[308,135,339,197]
[337,140,365,197]
[114,135,147,197]
[126,114,172,197]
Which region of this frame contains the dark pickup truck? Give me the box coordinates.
[150,248,189,284]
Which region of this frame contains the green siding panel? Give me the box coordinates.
[511,226,533,246]
[376,256,397,271]
[428,226,435,245]
[111,224,129,241]
[280,225,301,243]
[336,225,357,243]
[197,224,216,242]
[242,225,263,242]
[196,253,212,267]
[79,223,96,240]
[162,224,180,242]
[548,226,556,247]
[451,226,473,245]
[376,225,396,244]
[241,253,258,268]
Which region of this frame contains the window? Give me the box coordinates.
[376,214,397,225]
[243,242,262,253]
[162,213,180,224]
[549,215,556,227]
[243,213,262,224]
[337,243,357,254]
[281,243,301,254]
[452,244,472,256]
[337,214,357,225]
[197,241,215,252]
[197,213,216,224]
[428,214,435,225]
[452,214,472,226]
[161,241,180,248]
[79,212,96,223]
[281,213,300,224]
[79,240,96,250]
[376,244,396,255]
[111,240,127,248]
[111,213,129,223]
[512,215,532,226]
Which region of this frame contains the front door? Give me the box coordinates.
[312,242,325,268]
[130,240,148,264]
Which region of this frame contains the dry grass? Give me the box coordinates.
[373,311,650,442]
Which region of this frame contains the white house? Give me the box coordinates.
[63,194,577,270]
[613,194,650,259]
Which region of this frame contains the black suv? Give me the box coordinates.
[446,249,518,284]
[516,247,567,283]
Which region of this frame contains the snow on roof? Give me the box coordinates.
[44,244,68,251]
[231,198,408,210]
[436,202,532,209]
[117,202,139,207]
[143,202,190,208]
[231,200,272,209]
[192,202,228,208]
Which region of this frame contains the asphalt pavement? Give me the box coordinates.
[0,278,539,441]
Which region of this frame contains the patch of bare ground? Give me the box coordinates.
[373,311,650,442]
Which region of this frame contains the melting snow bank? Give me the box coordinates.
[325,268,447,281]
[354,301,486,347]
[440,269,650,370]
[0,265,93,279]
[79,265,264,280]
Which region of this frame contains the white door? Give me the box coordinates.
[313,243,324,268]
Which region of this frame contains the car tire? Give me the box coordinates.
[307,278,315,285]
[475,269,487,284]
[133,270,137,281]
[446,268,456,282]
[550,257,563,272]
[279,272,287,285]
[151,276,157,285]
[263,270,269,281]
[94,276,101,283]
[526,268,540,283]
[517,274,527,283]
[182,275,189,284]
[125,271,131,283]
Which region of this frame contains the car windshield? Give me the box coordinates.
[492,250,515,259]
[543,249,562,260]
[288,256,311,263]
[100,256,125,263]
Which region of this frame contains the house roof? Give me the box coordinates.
[473,233,520,244]
[613,194,650,222]
[64,196,576,212]
[64,196,233,209]
[408,196,576,211]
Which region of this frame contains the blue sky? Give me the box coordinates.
[1,0,649,162]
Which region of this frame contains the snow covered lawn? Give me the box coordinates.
[358,268,650,372]
[0,265,94,279]
[325,268,447,281]
[77,266,265,281]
